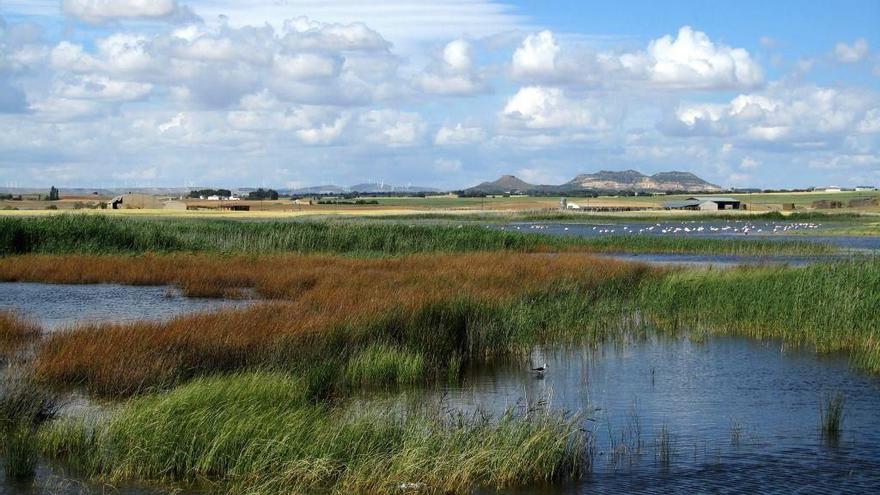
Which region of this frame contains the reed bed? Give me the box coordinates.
[10,252,880,398]
[0,215,831,256]
[0,215,568,256]
[1,374,60,480]
[26,253,649,397]
[39,372,589,494]
[0,311,40,353]
[640,258,880,372]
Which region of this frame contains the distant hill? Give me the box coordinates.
[565,170,721,193]
[466,170,721,194]
[348,183,440,194]
[467,175,542,194]
[287,183,440,195]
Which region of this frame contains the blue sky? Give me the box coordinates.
[0,0,878,189]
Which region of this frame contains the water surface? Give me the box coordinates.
[435,336,880,494]
[500,221,880,251]
[0,283,250,331]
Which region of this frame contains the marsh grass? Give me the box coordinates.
[640,258,880,372]
[26,253,649,398]
[820,392,846,439]
[38,372,589,494]
[0,311,40,353]
[344,345,426,388]
[3,422,38,481]
[14,253,880,400]
[0,215,832,257]
[0,215,569,256]
[1,374,60,481]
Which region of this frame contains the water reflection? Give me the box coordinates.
[385,335,880,493]
[0,283,251,331]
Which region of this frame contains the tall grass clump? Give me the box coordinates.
[0,311,40,353]
[344,344,426,388]
[639,258,880,372]
[39,372,589,494]
[1,374,60,480]
[820,392,846,439]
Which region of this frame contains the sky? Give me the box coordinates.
[0,0,878,190]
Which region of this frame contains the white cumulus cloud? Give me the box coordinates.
[642,26,764,89]
[667,85,880,150]
[435,123,486,145]
[835,38,869,63]
[511,30,559,78]
[502,86,610,130]
[417,38,487,96]
[512,26,763,90]
[62,0,189,23]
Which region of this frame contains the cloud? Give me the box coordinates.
[417,38,487,96]
[435,123,486,145]
[1,4,876,190]
[665,84,880,150]
[44,19,397,112]
[511,26,763,90]
[740,157,760,169]
[359,109,426,146]
[511,31,559,78]
[501,86,611,130]
[273,53,342,80]
[53,75,153,101]
[281,17,390,52]
[859,108,880,133]
[62,0,196,23]
[835,38,869,63]
[296,116,349,145]
[641,26,763,89]
[183,0,527,50]
[0,80,28,113]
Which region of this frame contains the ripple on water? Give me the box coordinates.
[0,282,252,331]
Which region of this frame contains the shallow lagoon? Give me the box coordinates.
[500,220,880,251]
[0,282,251,331]
[425,336,880,493]
[2,280,879,493]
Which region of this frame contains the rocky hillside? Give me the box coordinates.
[565,170,721,193]
[466,170,721,194]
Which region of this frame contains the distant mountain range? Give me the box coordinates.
[285,183,440,195]
[467,170,722,194]
[0,172,719,197]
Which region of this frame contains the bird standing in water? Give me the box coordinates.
[532,363,547,377]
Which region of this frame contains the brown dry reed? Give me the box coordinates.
[14,253,650,397]
[0,311,40,353]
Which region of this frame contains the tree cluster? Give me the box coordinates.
[188,189,232,199]
[247,188,279,200]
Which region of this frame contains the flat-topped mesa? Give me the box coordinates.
[565,170,721,193]
[467,170,722,194]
